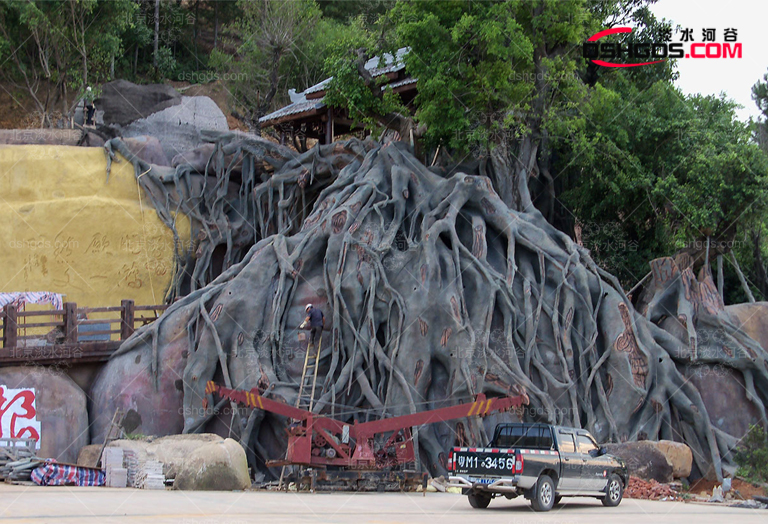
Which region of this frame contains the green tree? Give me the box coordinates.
[0,0,136,125]
[210,0,321,132]
[323,0,598,216]
[559,76,768,289]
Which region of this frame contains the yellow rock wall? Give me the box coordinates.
[0,145,189,308]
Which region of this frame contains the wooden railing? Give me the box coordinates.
[0,301,168,365]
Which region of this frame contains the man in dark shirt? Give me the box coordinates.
[303,303,324,349]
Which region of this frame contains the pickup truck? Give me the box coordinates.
[447,423,628,511]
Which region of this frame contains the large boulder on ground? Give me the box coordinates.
[122,96,228,160]
[174,438,250,491]
[101,434,224,479]
[651,440,692,478]
[0,366,88,463]
[89,309,190,444]
[97,79,181,126]
[603,441,673,483]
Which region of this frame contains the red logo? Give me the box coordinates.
[585,27,666,68]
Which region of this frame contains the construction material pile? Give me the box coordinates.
[101,446,166,489]
[625,476,682,500]
[0,438,43,483]
[134,460,165,490]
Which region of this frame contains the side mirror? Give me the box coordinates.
[599,446,608,456]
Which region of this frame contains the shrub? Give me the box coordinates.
[734,424,768,483]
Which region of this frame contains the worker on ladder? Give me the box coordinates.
[301,303,324,351]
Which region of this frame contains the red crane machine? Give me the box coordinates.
[206,381,529,491]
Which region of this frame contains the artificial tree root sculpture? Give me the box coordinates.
[107,133,768,481]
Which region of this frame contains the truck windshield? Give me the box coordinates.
[494,425,553,449]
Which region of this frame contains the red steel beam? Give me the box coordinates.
[207,381,528,436]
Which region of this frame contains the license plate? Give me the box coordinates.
[453,451,516,475]
[468,477,498,485]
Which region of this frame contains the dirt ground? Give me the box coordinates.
[0,83,34,128]
[688,477,768,499]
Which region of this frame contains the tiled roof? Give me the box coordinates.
[302,48,409,96]
[386,77,418,90]
[259,99,325,123]
[304,78,333,96]
[261,47,411,125]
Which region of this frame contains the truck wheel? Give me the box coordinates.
[468,492,492,509]
[601,474,623,507]
[530,475,555,512]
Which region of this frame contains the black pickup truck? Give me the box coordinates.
[447,423,628,511]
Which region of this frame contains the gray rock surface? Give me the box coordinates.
[122,96,228,160]
[89,310,189,444]
[0,366,88,463]
[97,80,181,126]
[121,136,171,166]
[173,438,250,491]
[603,441,674,483]
[101,434,225,480]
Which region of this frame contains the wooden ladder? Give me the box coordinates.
[296,336,322,412]
[278,336,323,490]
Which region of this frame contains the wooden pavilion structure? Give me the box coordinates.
[259,48,417,150]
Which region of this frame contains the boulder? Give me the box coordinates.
[122,96,228,160]
[652,440,692,479]
[603,441,673,483]
[122,136,171,166]
[89,310,190,444]
[77,444,103,468]
[683,364,761,438]
[148,434,224,479]
[0,366,88,463]
[174,438,250,491]
[97,80,181,126]
[101,434,224,479]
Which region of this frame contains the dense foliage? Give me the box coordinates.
[734,424,768,484]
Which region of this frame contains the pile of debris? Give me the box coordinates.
[0,438,43,483]
[625,476,682,500]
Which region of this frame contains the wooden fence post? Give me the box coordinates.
[63,302,78,343]
[3,305,17,348]
[121,299,135,340]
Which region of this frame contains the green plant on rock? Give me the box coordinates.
[734,424,768,484]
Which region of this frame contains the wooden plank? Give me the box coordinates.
[121,300,135,340]
[0,342,121,365]
[62,302,77,343]
[78,306,122,313]
[17,310,64,317]
[3,306,17,349]
[17,321,63,329]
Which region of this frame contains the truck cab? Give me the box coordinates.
[448,423,628,511]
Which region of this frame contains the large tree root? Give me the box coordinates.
[109,134,768,481]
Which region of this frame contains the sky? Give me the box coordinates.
[649,0,767,121]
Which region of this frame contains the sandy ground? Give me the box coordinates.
[0,484,766,524]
